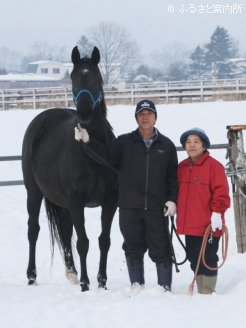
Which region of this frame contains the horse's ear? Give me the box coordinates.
[71,46,81,65]
[91,47,100,65]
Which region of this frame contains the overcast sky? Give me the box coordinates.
[1,0,246,56]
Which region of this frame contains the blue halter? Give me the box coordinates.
[73,89,103,109]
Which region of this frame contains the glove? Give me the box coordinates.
[74,123,89,143]
[211,212,222,231]
[164,201,177,216]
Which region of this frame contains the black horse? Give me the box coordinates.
[22,46,118,291]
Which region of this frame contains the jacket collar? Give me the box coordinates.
[132,128,160,143]
[185,150,210,166]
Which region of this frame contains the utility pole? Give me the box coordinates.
[226,125,246,253]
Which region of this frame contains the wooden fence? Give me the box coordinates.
[1,78,246,110]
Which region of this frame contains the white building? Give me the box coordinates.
[27,60,69,79]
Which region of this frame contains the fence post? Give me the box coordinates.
[33,89,36,110]
[0,89,3,110]
[236,79,239,101]
[165,82,168,104]
[200,80,204,102]
[131,84,134,105]
[226,125,246,253]
[2,89,6,110]
[64,88,68,107]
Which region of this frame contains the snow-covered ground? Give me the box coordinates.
[0,101,246,328]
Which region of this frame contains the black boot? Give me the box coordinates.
[156,263,172,291]
[126,257,145,285]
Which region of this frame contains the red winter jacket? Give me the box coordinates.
[176,151,230,237]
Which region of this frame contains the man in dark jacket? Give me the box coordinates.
[75,99,178,292]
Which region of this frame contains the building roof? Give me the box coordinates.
[29,60,64,65]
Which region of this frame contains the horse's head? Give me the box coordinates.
[71,46,103,123]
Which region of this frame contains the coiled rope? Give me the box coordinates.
[189,224,229,295]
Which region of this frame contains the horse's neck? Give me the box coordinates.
[88,113,113,142]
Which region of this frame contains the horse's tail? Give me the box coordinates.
[44,197,65,261]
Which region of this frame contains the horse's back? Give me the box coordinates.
[23,107,75,139]
[22,108,76,189]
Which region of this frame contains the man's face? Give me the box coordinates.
[136,109,156,130]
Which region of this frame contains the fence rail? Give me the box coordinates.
[1,78,246,109]
[0,143,229,187]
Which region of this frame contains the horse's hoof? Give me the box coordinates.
[28,278,37,286]
[98,283,107,290]
[97,274,107,289]
[65,269,79,285]
[80,282,89,292]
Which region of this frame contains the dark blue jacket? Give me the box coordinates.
[105,129,178,210]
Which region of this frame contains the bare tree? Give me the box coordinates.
[85,21,140,84]
[149,43,191,72]
[21,42,70,72]
[0,47,22,72]
[27,42,70,62]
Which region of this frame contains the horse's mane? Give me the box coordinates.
[96,91,114,135]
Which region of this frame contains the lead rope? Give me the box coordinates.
[189,224,229,295]
[170,215,187,267]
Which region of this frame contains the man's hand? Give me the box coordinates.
[74,123,89,143]
[164,201,177,216]
[211,212,222,231]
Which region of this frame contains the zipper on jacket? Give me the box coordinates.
[144,149,150,210]
[182,159,193,232]
[189,160,193,172]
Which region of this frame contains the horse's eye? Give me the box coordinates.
[81,68,89,75]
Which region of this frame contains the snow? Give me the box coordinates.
[0,101,246,328]
[0,73,60,81]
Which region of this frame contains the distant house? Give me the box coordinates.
[26,60,122,84]
[0,60,74,88]
[27,60,71,79]
[0,59,124,88]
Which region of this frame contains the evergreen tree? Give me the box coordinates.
[0,68,7,74]
[189,45,207,79]
[215,61,234,79]
[77,35,94,58]
[205,26,238,78]
[167,61,188,81]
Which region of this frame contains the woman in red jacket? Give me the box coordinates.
[176,127,230,294]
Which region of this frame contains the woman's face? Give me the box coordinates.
[185,134,205,162]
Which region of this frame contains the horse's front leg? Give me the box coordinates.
[69,202,89,292]
[98,195,118,289]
